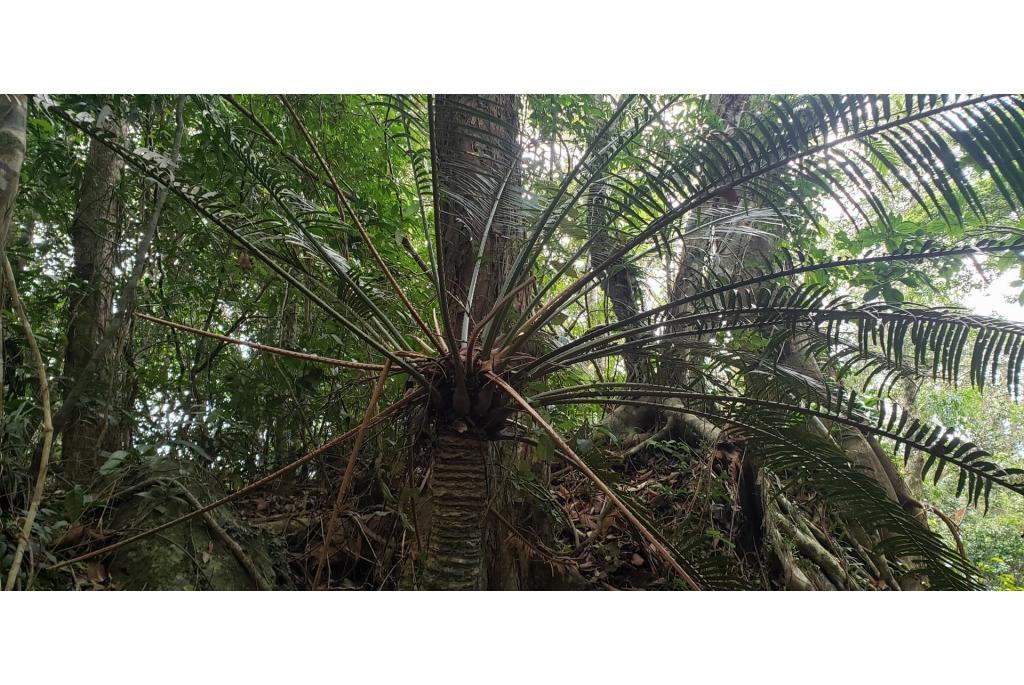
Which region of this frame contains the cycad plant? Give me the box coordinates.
[31,93,1024,590]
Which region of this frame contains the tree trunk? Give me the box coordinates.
[588,181,652,383]
[61,112,129,481]
[1,95,28,418]
[0,95,27,256]
[435,94,521,334]
[420,432,490,589]
[652,95,928,588]
[418,95,521,589]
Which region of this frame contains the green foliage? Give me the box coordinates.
[6,93,1024,590]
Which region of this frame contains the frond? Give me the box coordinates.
[755,424,982,590]
[535,391,983,589]
[534,383,1024,510]
[200,98,420,347]
[506,96,1024,349]
[521,233,1024,378]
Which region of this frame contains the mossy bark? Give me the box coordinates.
[105,471,289,590]
[0,95,27,255]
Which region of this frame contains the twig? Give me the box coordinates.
[400,235,432,277]
[135,312,388,372]
[46,389,423,571]
[484,372,701,590]
[927,503,968,561]
[314,359,392,589]
[967,254,992,286]
[3,256,54,591]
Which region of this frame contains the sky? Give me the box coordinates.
[962,270,1024,323]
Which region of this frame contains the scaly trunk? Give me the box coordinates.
[420,432,489,589]
[435,94,521,334]
[62,112,129,482]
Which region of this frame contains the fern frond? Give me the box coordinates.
[534,383,1024,509]
[508,96,1024,352]
[522,234,1024,377]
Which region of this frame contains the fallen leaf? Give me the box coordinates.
[87,562,108,584]
[56,524,86,547]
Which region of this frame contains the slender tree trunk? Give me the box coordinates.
[61,112,129,481]
[0,95,27,257]
[587,181,651,383]
[1,95,28,418]
[420,95,521,590]
[902,379,926,500]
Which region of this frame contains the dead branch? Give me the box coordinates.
[314,359,392,589]
[135,312,387,371]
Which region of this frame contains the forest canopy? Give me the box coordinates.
[2,93,1023,591]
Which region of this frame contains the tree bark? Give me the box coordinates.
[0,95,27,256]
[435,94,521,335]
[61,112,129,481]
[1,95,28,418]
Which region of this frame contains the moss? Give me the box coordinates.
[104,467,291,590]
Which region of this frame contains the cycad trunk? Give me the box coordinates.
[435,94,521,332]
[62,112,129,482]
[421,432,489,589]
[419,95,521,590]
